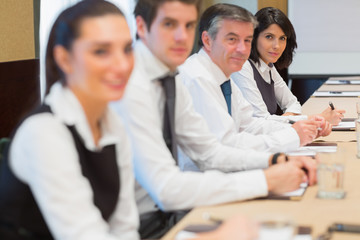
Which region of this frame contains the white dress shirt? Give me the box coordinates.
[179,49,300,156]
[10,83,139,240]
[232,59,307,122]
[111,40,269,216]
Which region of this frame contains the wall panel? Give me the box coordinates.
[258,0,287,13]
[0,0,35,62]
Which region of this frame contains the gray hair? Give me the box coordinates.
[199,3,258,47]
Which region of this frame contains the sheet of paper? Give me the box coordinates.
[327,76,360,81]
[294,235,312,240]
[287,144,337,156]
[282,183,308,197]
[325,80,360,85]
[286,150,316,156]
[299,145,337,152]
[175,222,312,240]
[332,121,355,130]
[313,91,360,97]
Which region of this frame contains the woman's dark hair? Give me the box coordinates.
[250,7,297,70]
[134,0,202,33]
[45,0,124,94]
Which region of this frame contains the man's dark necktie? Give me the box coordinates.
[159,75,178,163]
[220,80,232,115]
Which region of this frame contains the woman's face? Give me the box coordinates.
[256,23,287,65]
[62,14,134,104]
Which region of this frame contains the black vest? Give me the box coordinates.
[0,105,120,239]
[249,60,280,115]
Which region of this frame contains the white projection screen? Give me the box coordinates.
[288,0,360,78]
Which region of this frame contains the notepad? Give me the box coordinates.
[175,223,312,240]
[326,80,360,85]
[313,91,360,97]
[332,121,356,131]
[287,142,337,157]
[267,183,308,201]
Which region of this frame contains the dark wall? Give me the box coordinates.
[0,60,40,137]
[291,78,327,105]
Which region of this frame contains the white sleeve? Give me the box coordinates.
[232,61,305,122]
[174,78,271,172]
[182,73,299,153]
[10,114,135,240]
[108,127,139,240]
[114,82,269,212]
[232,61,273,118]
[272,68,302,114]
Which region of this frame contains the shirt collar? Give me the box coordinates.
[45,82,120,150]
[135,40,176,82]
[199,48,229,85]
[257,58,274,74]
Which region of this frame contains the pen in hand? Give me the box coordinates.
[329,101,335,110]
[203,212,223,225]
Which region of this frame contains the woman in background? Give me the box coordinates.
[232,7,345,125]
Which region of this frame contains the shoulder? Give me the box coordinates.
[14,111,71,141]
[232,61,256,88]
[108,111,133,167]
[271,66,285,82]
[179,53,213,87]
[234,61,254,80]
[9,112,76,179]
[180,53,207,77]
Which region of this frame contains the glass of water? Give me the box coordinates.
[317,151,346,199]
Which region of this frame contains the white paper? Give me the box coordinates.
[299,146,337,153]
[293,235,312,240]
[286,150,317,157]
[326,80,360,85]
[282,183,308,197]
[313,91,360,97]
[332,121,355,130]
[287,145,337,156]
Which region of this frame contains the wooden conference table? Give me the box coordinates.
[162,80,360,240]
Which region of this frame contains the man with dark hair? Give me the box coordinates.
[134,0,202,31]
[111,1,316,238]
[179,3,331,171]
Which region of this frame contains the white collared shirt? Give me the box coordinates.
[10,83,139,240]
[179,49,300,156]
[111,40,269,216]
[232,59,306,122]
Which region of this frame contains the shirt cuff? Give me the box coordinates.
[234,169,269,198]
[244,151,271,170]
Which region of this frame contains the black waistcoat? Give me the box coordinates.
[249,60,279,115]
[0,104,120,239]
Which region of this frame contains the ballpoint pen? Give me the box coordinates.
[202,212,223,225]
[329,101,335,110]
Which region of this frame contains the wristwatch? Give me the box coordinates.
[271,152,289,165]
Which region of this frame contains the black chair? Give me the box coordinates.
[0,138,10,166]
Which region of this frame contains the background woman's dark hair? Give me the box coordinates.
[134,0,202,35]
[45,0,124,94]
[250,7,297,70]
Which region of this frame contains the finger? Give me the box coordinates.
[301,158,317,185]
[336,109,346,114]
[313,115,325,122]
[305,164,316,186]
[289,157,305,168]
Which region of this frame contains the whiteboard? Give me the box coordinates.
[288,0,360,77]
